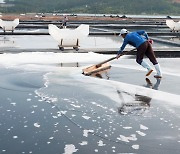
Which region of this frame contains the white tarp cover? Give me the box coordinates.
[166,19,180,31]
[48,24,89,46]
[0,18,19,32]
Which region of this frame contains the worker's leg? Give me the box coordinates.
[145,42,158,65]
[137,42,153,76]
[154,64,162,78]
[145,42,162,78]
[64,22,67,28]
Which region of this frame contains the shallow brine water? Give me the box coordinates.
[0,52,180,154]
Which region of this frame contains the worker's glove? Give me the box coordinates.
[148,39,153,44]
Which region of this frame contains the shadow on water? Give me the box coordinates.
[90,70,161,116]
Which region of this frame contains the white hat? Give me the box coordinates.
[119,29,128,35]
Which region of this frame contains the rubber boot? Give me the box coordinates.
[154,64,162,78]
[141,61,153,76]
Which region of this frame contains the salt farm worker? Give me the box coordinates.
[116,29,162,78]
[62,15,68,28]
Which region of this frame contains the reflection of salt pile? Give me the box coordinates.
[0,36,16,48]
[0,18,19,32]
[166,20,180,32]
[48,24,89,51]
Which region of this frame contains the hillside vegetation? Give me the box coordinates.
[1,0,180,15]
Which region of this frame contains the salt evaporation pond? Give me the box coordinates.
[0,34,167,50]
[0,52,180,154]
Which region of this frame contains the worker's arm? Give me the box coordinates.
[117,38,128,54]
[116,40,128,59]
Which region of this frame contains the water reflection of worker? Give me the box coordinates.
[90,69,110,80]
[134,78,162,105]
[62,15,68,28]
[118,78,161,115]
[145,78,161,90]
[116,29,162,78]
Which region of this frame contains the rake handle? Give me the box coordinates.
[95,48,136,68]
[96,57,116,68]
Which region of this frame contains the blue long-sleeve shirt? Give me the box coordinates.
[118,30,149,54]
